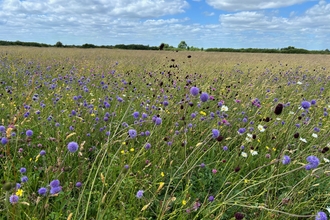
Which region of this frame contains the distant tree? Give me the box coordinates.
[178,41,188,49]
[55,41,63,47]
[159,43,165,50]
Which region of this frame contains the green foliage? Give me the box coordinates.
[178,41,188,49]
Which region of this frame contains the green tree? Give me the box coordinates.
[55,41,63,47]
[178,41,188,49]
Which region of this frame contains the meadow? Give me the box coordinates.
[0,46,329,220]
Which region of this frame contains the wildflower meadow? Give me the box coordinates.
[1,47,330,219]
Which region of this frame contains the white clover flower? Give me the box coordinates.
[312,133,318,138]
[258,125,265,132]
[297,81,303,85]
[299,137,307,143]
[241,152,248,158]
[250,150,258,156]
[221,105,228,112]
[323,158,330,163]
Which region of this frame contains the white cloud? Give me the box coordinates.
[206,0,313,11]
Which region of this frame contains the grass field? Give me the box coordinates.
[1,47,330,220]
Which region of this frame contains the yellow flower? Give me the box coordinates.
[182,200,187,205]
[199,111,206,116]
[130,148,134,152]
[161,172,165,177]
[16,189,24,196]
[35,154,40,162]
[120,150,125,154]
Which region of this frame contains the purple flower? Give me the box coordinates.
[21,176,28,183]
[155,117,162,125]
[237,128,246,134]
[282,155,291,165]
[67,141,79,153]
[40,150,46,156]
[145,130,150,136]
[1,137,8,145]
[223,146,228,151]
[315,211,328,220]
[145,143,151,150]
[208,196,214,202]
[200,92,209,102]
[301,101,311,110]
[50,179,60,188]
[190,87,199,96]
[20,167,26,173]
[9,195,19,204]
[136,190,144,199]
[212,129,220,138]
[76,182,82,187]
[128,129,137,138]
[305,155,320,170]
[0,125,5,133]
[132,111,139,119]
[311,99,317,105]
[26,129,33,137]
[38,187,48,196]
[50,186,61,195]
[200,163,206,168]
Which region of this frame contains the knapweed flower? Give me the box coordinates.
[234,212,245,220]
[136,190,144,199]
[315,211,327,220]
[212,129,220,138]
[190,86,199,96]
[274,103,284,115]
[67,142,79,153]
[301,101,311,110]
[9,195,19,204]
[200,92,209,102]
[26,129,33,137]
[38,187,48,196]
[282,155,291,165]
[128,129,137,138]
[306,155,320,170]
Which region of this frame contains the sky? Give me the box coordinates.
[0,0,330,50]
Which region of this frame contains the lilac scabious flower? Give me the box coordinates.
[38,187,48,196]
[76,182,82,187]
[190,87,199,96]
[21,176,28,183]
[128,129,137,138]
[50,186,61,195]
[1,137,8,145]
[132,111,139,119]
[0,125,5,133]
[50,179,60,188]
[212,129,220,138]
[145,130,150,136]
[67,142,79,153]
[301,101,311,110]
[305,155,320,170]
[282,155,291,165]
[208,196,214,202]
[200,92,209,102]
[315,211,328,220]
[26,129,33,137]
[40,150,46,156]
[155,117,162,125]
[311,99,317,105]
[20,167,27,173]
[144,143,151,150]
[237,128,246,135]
[136,190,144,199]
[9,195,19,204]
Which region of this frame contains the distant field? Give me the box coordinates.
[1,47,329,219]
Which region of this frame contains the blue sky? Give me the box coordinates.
[0,0,329,50]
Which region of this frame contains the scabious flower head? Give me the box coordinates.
[311,99,317,105]
[155,117,162,125]
[128,129,137,138]
[306,155,320,170]
[190,87,199,96]
[21,176,28,183]
[38,187,48,196]
[212,129,220,138]
[9,195,19,204]
[67,141,79,153]
[40,150,46,156]
[0,125,5,133]
[50,186,61,195]
[301,101,311,110]
[20,167,26,173]
[132,111,139,119]
[315,211,328,220]
[237,128,246,135]
[1,137,8,145]
[26,129,33,137]
[136,190,144,199]
[144,143,151,150]
[76,182,82,187]
[200,92,209,102]
[208,196,214,202]
[50,179,60,188]
[282,155,291,165]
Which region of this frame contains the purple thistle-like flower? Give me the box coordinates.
[50,186,61,195]
[200,92,209,102]
[311,99,317,105]
[190,87,199,96]
[9,195,19,204]
[40,150,46,156]
[306,155,320,170]
[26,129,33,137]
[1,137,8,145]
[282,155,291,165]
[208,196,215,202]
[212,129,220,138]
[0,125,5,133]
[50,179,60,188]
[128,129,137,138]
[237,128,246,134]
[67,142,79,153]
[301,101,311,110]
[20,167,26,173]
[136,190,144,199]
[21,176,28,183]
[145,143,151,150]
[132,111,139,119]
[38,187,48,196]
[155,117,162,125]
[315,211,328,220]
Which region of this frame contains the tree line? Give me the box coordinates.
[0,40,329,54]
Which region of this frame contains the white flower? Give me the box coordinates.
[258,125,265,132]
[289,111,295,115]
[323,158,330,163]
[241,152,248,158]
[245,133,253,142]
[326,206,330,214]
[297,81,303,85]
[276,118,281,121]
[299,137,307,143]
[221,105,228,112]
[312,133,318,138]
[250,150,258,156]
